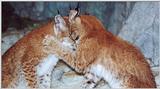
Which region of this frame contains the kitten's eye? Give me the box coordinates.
[70,32,76,39]
[75,36,79,40]
[87,81,91,84]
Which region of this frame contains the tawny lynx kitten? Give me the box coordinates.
[2,15,74,88]
[44,10,156,88]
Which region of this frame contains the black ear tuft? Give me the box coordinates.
[75,2,80,11]
[75,3,80,17]
[57,9,60,15]
[69,4,72,10]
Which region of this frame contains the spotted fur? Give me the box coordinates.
[2,15,73,88]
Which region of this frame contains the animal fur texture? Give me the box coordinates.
[2,15,74,88]
[43,10,156,88]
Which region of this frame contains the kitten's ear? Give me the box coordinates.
[54,15,67,36]
[69,10,81,24]
[69,3,81,24]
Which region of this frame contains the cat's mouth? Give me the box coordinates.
[68,34,79,51]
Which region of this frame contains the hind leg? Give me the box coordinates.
[82,72,101,89]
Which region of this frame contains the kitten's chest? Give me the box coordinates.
[36,54,59,77]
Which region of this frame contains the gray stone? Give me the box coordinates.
[108,2,135,35]
[118,2,159,66]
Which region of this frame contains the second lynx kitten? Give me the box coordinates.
[43,10,156,88]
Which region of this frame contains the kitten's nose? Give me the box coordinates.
[72,44,76,51]
[55,15,61,23]
[73,48,76,51]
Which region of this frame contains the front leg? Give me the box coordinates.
[43,36,85,74]
[22,50,59,88]
[52,46,85,74]
[36,54,59,88]
[22,61,38,88]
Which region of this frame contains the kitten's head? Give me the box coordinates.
[53,13,76,50]
[54,8,105,50]
[68,9,81,43]
[68,8,105,44]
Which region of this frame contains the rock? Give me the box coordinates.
[53,71,84,89]
[1,28,31,55]
[118,2,159,67]
[108,2,135,35]
[7,2,133,33]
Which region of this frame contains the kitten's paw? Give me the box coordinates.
[81,80,96,89]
